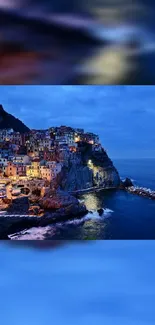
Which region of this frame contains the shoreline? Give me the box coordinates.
[70,186,117,195]
[1,181,155,240]
[0,206,88,239]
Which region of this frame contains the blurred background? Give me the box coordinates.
[0,0,155,84]
[0,240,155,325]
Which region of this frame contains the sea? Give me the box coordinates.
[9,158,155,240]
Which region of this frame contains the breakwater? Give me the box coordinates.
[126,186,155,200]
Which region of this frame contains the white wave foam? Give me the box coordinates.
[9,226,52,240]
[65,210,101,225]
[57,208,114,226]
[104,208,114,217]
[9,209,114,240]
[0,211,7,215]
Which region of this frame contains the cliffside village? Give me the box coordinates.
[0,126,102,197]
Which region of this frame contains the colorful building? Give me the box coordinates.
[5,162,26,178]
[40,166,54,182]
[26,159,40,178]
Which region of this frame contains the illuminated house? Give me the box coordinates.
[40,166,54,182]
[0,157,8,176]
[0,157,8,167]
[12,155,30,165]
[47,162,63,177]
[5,162,16,177]
[26,159,40,178]
[38,138,53,151]
[5,162,26,178]
[74,135,81,143]
[0,128,14,141]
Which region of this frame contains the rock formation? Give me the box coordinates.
[0,190,88,239]
[120,177,133,188]
[61,142,120,191]
[39,189,87,216]
[0,104,30,133]
[62,164,93,192]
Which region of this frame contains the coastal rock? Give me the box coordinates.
[121,178,133,188]
[97,208,104,216]
[0,197,12,211]
[62,164,93,192]
[2,198,12,205]
[82,144,120,188]
[0,204,88,239]
[0,189,88,239]
[64,203,88,217]
[6,196,30,214]
[0,233,10,240]
[61,143,120,191]
[39,189,78,210]
[0,216,39,239]
[29,194,40,204]
[127,186,155,200]
[28,205,44,216]
[31,188,41,196]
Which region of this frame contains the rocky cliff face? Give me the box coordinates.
[0,104,30,133]
[62,164,93,191]
[61,142,120,191]
[84,144,120,188]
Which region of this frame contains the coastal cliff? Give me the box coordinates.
[61,142,120,191]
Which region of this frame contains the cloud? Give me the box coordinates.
[0,85,154,158]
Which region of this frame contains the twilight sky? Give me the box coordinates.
[0,85,154,159]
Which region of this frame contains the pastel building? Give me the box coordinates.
[0,157,8,176]
[47,162,63,177]
[5,162,26,178]
[26,160,40,178]
[12,155,30,165]
[40,166,53,182]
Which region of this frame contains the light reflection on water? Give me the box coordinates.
[81,192,102,210]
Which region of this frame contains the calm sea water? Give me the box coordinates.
[10,158,155,240]
[0,240,155,325]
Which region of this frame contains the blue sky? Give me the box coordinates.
[0,241,155,325]
[0,85,154,158]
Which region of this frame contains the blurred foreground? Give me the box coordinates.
[0,0,155,84]
[0,240,155,325]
